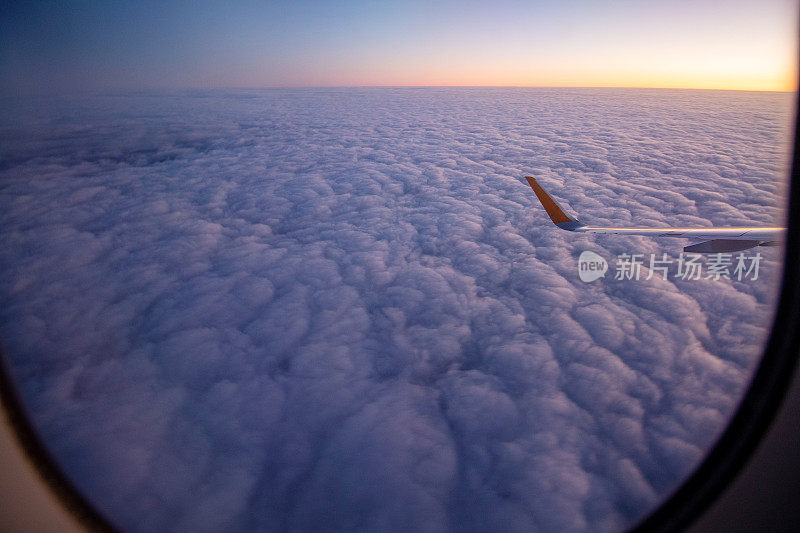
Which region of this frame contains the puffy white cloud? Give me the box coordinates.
[0,88,792,532]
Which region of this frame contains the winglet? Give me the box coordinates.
[525,177,583,229]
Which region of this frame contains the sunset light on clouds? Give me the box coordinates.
[1,1,798,531]
[1,0,797,93]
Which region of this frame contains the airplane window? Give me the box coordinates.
[1,2,797,532]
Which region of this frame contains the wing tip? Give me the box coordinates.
[524,176,579,226]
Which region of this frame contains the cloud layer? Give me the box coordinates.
[0,88,792,532]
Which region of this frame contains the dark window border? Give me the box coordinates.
[0,341,119,531]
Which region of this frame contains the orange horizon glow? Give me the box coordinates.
[242,40,798,94]
[261,79,797,93]
[254,75,797,94]
[3,1,797,95]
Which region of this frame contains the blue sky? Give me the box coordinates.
[1,0,797,94]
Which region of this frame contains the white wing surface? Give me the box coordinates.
[525,176,785,253]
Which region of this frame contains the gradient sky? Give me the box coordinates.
[1,0,797,94]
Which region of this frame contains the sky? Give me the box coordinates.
[0,0,797,94]
[0,88,792,531]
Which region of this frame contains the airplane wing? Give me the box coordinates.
[525,176,785,253]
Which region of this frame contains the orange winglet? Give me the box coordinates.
[525,177,575,224]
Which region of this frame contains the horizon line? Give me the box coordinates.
[235,84,797,93]
[3,84,796,98]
